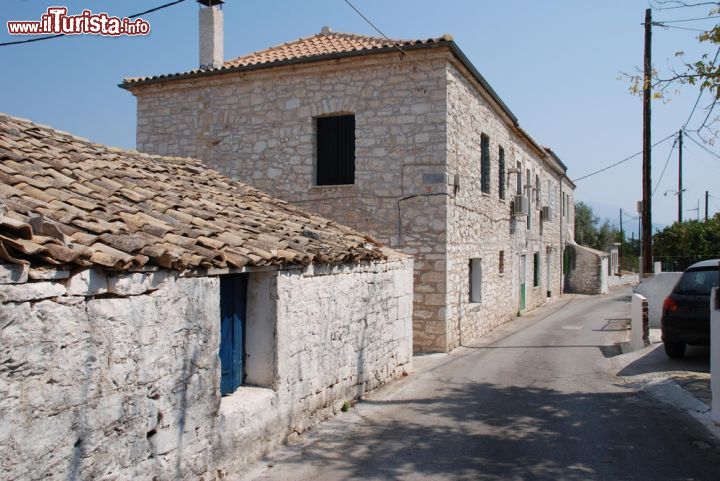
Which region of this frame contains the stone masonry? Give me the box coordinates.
[0,257,413,479]
[127,42,575,352]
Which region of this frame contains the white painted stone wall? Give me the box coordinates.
[608,273,640,289]
[0,268,220,481]
[213,257,414,474]
[1,257,413,479]
[633,272,683,328]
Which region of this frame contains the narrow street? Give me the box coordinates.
[237,287,720,481]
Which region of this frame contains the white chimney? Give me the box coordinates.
[198,0,224,70]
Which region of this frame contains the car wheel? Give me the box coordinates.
[664,341,686,359]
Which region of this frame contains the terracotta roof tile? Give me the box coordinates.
[0,113,391,272]
[122,30,448,86]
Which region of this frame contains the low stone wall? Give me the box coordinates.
[608,273,639,289]
[565,244,609,295]
[1,258,414,480]
[0,266,219,480]
[633,272,683,328]
[213,257,414,474]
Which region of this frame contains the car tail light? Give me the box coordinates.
[663,297,678,312]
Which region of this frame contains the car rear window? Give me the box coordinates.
[674,268,720,296]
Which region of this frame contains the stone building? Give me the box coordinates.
[121,2,575,352]
[0,113,413,479]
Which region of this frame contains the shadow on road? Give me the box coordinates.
[617,343,710,377]
[266,381,719,481]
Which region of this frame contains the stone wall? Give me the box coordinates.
[129,48,575,353]
[443,61,570,349]
[213,257,414,474]
[1,257,413,479]
[608,273,640,289]
[564,244,609,295]
[131,51,448,353]
[0,266,219,480]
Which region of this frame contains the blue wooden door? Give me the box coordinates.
[219,275,247,395]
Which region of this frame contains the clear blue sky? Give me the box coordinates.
[2,0,719,227]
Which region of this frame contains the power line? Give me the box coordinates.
[573,132,676,182]
[0,0,188,47]
[342,0,436,76]
[654,14,720,22]
[654,23,711,31]
[652,135,679,196]
[685,131,720,160]
[684,46,720,129]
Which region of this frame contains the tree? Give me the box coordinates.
[574,202,622,250]
[574,202,598,247]
[627,2,720,138]
[653,212,720,269]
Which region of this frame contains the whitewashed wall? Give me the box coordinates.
[213,257,414,475]
[1,257,413,480]
[0,268,219,481]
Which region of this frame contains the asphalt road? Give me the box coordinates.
[236,287,720,481]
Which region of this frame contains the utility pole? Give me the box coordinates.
[706,190,709,220]
[642,8,653,276]
[619,208,624,257]
[678,129,683,223]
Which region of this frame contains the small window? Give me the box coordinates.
[498,147,506,200]
[499,251,505,274]
[316,114,355,185]
[516,161,522,195]
[469,258,482,303]
[533,253,540,287]
[220,275,248,395]
[535,175,541,204]
[481,134,490,194]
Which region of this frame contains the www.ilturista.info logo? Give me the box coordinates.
[7,7,150,36]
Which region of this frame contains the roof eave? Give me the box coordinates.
[119,41,453,91]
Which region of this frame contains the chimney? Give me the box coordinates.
[198,0,224,69]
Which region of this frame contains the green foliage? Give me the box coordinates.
[653,213,720,270]
[574,202,621,251]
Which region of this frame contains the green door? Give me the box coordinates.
[519,254,526,312]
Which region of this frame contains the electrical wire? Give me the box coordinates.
[342,0,437,76]
[654,23,711,31]
[573,132,676,182]
[652,136,679,196]
[686,131,720,160]
[0,0,188,47]
[654,14,720,23]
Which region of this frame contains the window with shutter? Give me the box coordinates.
[481,134,490,194]
[469,258,482,303]
[316,115,355,185]
[498,147,506,200]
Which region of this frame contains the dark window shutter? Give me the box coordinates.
[317,115,355,185]
[498,147,505,200]
[481,134,490,194]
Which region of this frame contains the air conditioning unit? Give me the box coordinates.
[541,206,553,221]
[513,195,529,216]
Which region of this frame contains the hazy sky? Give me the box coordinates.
[2,0,720,227]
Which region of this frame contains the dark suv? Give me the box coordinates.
[661,259,719,359]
